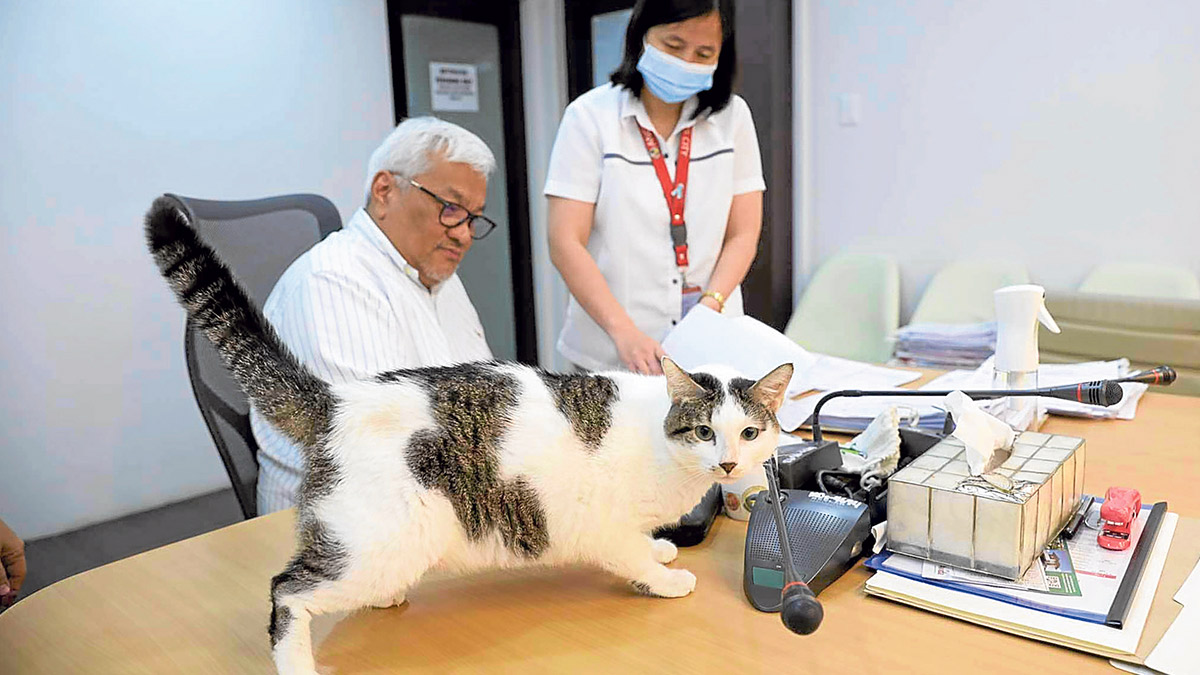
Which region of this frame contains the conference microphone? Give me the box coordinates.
[764,457,824,635]
[1113,365,1176,386]
[809,379,1125,443]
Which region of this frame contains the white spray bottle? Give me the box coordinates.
[992,284,1060,430]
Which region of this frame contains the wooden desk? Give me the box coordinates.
[2,393,1197,674]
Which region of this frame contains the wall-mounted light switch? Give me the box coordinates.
[839,93,861,127]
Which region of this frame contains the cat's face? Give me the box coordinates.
[660,358,793,483]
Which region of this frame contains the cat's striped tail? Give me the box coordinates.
[144,197,334,451]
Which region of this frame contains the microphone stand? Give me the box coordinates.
[764,456,824,635]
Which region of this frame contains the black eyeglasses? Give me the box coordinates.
[397,175,498,240]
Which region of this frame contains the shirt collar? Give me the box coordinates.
[347,207,446,295]
[618,86,703,139]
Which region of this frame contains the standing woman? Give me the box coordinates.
[546,0,764,374]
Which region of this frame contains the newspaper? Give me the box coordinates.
[921,534,1081,596]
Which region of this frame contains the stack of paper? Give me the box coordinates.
[865,507,1179,659]
[924,358,1148,420]
[660,306,920,432]
[893,322,997,369]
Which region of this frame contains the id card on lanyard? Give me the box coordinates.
[637,124,700,317]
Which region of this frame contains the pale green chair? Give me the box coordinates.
[1079,263,1200,300]
[909,260,1030,325]
[784,253,899,363]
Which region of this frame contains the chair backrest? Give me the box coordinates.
[783,253,900,363]
[1040,290,1200,397]
[166,193,342,519]
[1078,262,1200,300]
[909,260,1030,325]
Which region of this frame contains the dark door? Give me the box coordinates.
[386,0,537,363]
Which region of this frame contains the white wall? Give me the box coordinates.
[802,0,1200,318]
[0,1,394,539]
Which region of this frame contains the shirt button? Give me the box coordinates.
[672,279,678,285]
[671,320,677,325]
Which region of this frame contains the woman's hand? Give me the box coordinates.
[611,324,665,375]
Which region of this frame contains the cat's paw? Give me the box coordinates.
[633,567,696,598]
[650,538,678,564]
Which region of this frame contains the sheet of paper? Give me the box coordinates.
[429,62,479,112]
[798,354,920,392]
[865,514,1178,658]
[661,305,816,385]
[1144,558,1200,675]
[1108,660,1157,674]
[662,306,918,433]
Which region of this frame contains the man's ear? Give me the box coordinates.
[661,357,705,403]
[748,363,794,413]
[370,171,398,207]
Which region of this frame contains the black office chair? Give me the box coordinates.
[163,193,342,519]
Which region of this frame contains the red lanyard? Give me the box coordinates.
[637,124,693,270]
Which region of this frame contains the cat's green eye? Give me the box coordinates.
[695,425,714,441]
[741,427,760,441]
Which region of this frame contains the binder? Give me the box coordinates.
[865,502,1169,626]
[864,515,1200,664]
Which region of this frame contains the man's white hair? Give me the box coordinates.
[364,116,496,199]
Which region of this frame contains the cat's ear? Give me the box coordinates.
[748,363,794,413]
[661,357,705,403]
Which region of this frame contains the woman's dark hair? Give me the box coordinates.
[610,0,736,118]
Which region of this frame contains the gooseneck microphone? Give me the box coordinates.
[764,457,824,635]
[809,380,1125,443]
[1113,365,1176,386]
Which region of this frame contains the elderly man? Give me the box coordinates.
[251,117,499,513]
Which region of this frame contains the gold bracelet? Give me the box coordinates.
[701,289,726,312]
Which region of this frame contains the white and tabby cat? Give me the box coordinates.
[145,198,792,675]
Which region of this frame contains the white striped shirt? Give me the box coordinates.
[250,207,493,513]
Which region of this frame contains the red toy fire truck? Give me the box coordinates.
[1098,487,1141,551]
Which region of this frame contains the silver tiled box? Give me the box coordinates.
[886,431,1085,580]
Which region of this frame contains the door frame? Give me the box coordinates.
[386,0,539,364]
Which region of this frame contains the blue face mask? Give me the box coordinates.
[636,42,717,104]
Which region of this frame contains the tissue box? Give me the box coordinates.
[886,431,1085,580]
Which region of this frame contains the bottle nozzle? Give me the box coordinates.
[1038,302,1060,334]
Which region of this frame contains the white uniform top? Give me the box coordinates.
[250,207,492,513]
[544,83,766,371]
